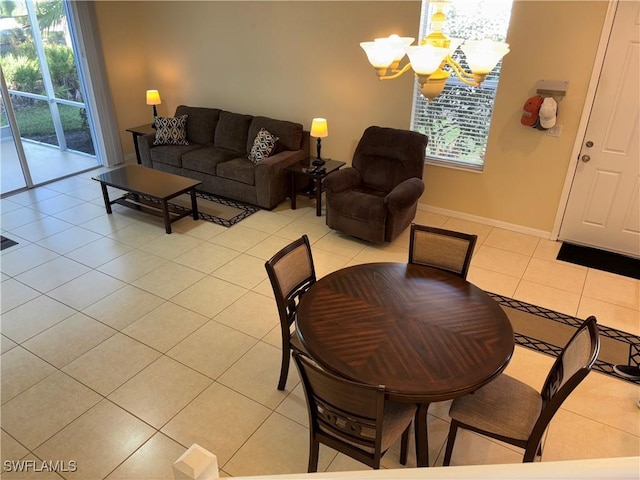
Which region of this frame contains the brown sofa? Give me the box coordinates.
[137,105,310,209]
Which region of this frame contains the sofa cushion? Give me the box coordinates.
[214,111,253,153]
[216,158,256,186]
[182,147,241,176]
[151,144,203,168]
[248,128,279,164]
[247,116,303,153]
[153,115,189,146]
[175,105,221,145]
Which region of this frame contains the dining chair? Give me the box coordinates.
[443,315,600,465]
[292,351,416,472]
[265,235,317,390]
[408,224,478,279]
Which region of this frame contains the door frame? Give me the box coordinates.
[551,0,619,240]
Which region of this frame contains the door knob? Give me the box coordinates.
[585,141,594,148]
[581,155,591,162]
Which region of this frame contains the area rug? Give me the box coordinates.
[489,292,640,384]
[0,236,18,251]
[557,242,640,280]
[134,191,259,228]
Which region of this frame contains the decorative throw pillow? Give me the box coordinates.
[153,115,189,146]
[248,128,279,164]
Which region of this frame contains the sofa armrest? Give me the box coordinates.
[137,133,155,168]
[254,149,308,208]
[323,168,362,193]
[384,177,425,212]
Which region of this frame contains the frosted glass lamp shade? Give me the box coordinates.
[461,40,510,74]
[405,45,450,75]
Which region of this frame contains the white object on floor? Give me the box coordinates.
[173,444,219,480]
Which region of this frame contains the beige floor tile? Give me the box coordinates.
[106,220,166,247]
[64,236,134,269]
[132,262,205,299]
[0,243,59,277]
[311,248,351,279]
[0,278,40,314]
[583,269,640,310]
[82,284,165,331]
[139,233,204,260]
[170,276,247,319]
[97,248,168,283]
[1,371,102,450]
[313,231,367,259]
[161,382,271,466]
[173,241,240,274]
[274,218,332,244]
[471,245,531,278]
[8,216,73,243]
[15,256,91,293]
[62,333,161,396]
[6,187,59,207]
[1,347,56,405]
[214,290,280,339]
[210,224,271,252]
[171,217,228,240]
[262,324,283,350]
[217,341,297,409]
[577,296,640,334]
[502,345,555,393]
[167,321,257,379]
[79,212,141,236]
[51,202,106,225]
[245,234,296,261]
[467,265,520,297]
[353,243,409,264]
[483,228,540,256]
[48,270,126,310]
[1,334,18,355]
[413,210,450,228]
[239,209,294,234]
[224,412,335,476]
[123,302,209,353]
[522,257,588,294]
[108,356,211,429]
[34,400,155,480]
[106,433,187,480]
[433,428,524,467]
[513,280,580,316]
[274,383,309,427]
[212,253,268,289]
[1,207,46,230]
[35,226,102,255]
[533,239,563,261]
[543,409,640,461]
[1,430,28,464]
[252,277,275,298]
[23,313,116,368]
[325,453,374,473]
[1,295,75,343]
[441,218,493,245]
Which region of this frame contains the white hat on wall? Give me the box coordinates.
[539,97,558,129]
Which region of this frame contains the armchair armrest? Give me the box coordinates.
[323,168,362,193]
[384,177,425,212]
[137,133,155,168]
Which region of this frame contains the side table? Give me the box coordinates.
[126,123,156,164]
[286,158,346,216]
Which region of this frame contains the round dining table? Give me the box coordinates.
[295,262,514,468]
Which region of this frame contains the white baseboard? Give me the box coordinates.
[417,203,553,240]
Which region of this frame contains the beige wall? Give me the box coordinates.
[94,1,608,233]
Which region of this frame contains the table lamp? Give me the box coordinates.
[146,89,162,126]
[310,118,328,167]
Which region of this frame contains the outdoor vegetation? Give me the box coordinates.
[0,0,93,154]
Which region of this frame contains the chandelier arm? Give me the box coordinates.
[445,55,480,86]
[378,62,413,81]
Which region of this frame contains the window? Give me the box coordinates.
[410,0,513,170]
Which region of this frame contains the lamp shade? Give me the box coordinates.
[146,90,162,105]
[461,40,510,74]
[405,45,450,75]
[311,118,328,138]
[360,41,396,69]
[375,34,414,63]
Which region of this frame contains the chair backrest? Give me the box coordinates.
[408,224,478,279]
[265,235,316,331]
[530,316,600,445]
[293,351,386,458]
[352,126,428,193]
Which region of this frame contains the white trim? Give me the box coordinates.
[551,0,619,240]
[417,202,552,239]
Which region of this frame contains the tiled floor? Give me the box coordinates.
[1,167,639,479]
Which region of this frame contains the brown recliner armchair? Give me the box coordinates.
[324,126,428,242]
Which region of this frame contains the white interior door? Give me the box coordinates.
[559,0,640,258]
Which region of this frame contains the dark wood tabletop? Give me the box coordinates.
[295,262,514,467]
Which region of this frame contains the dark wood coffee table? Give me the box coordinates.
[296,262,514,467]
[93,165,201,234]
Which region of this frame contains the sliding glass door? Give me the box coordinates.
[0,0,100,196]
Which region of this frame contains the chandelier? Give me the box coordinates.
[360,0,510,101]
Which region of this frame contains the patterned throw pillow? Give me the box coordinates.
[248,128,279,164]
[153,115,189,146]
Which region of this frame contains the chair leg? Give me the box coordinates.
[399,424,410,465]
[443,420,459,466]
[308,438,319,473]
[523,441,541,462]
[278,347,290,391]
